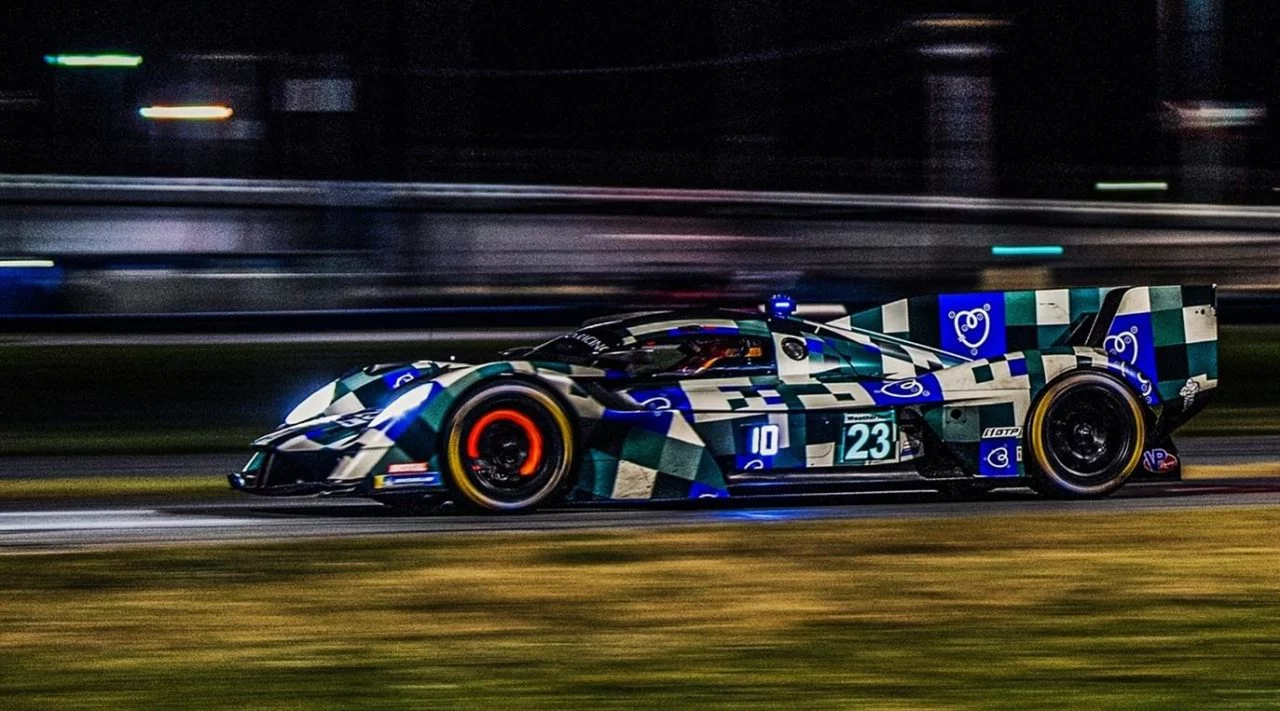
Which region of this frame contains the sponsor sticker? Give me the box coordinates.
[1180,379,1201,409]
[386,461,432,474]
[388,462,431,474]
[567,331,611,354]
[981,427,1022,438]
[1142,448,1179,474]
[374,471,442,489]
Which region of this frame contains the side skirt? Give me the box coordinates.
[725,464,1024,497]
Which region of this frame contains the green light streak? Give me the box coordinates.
[991,245,1064,258]
[1094,181,1169,192]
[44,54,143,68]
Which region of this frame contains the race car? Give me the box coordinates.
[231,285,1217,512]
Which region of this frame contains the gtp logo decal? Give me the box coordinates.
[1104,326,1141,366]
[939,293,1006,359]
[1142,448,1179,474]
[981,427,1022,438]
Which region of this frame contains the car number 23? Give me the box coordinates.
[841,412,897,464]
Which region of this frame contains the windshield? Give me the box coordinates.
[629,335,771,377]
[524,325,773,379]
[524,326,624,364]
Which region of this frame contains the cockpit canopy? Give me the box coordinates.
[524,317,772,377]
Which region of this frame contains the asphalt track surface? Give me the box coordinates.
[0,436,1277,550]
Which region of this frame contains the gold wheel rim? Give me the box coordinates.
[1029,373,1144,493]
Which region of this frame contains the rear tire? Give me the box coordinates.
[442,381,574,513]
[1026,371,1146,498]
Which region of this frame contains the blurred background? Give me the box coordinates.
[6,7,1280,706]
[2,0,1278,453]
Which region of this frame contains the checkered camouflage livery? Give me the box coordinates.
[835,284,1216,406]
[236,285,1217,502]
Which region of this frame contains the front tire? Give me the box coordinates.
[442,381,575,513]
[1027,371,1146,498]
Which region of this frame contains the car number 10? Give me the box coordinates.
[845,421,893,461]
[750,424,780,457]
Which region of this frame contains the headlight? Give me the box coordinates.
[284,381,338,425]
[370,383,437,427]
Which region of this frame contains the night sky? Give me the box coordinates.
[2,1,1278,197]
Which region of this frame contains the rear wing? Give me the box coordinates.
[830,285,1217,402]
[1085,285,1218,404]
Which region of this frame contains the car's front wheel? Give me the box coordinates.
[1027,371,1146,498]
[442,381,575,513]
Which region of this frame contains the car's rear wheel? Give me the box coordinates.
[1027,371,1146,498]
[442,381,574,513]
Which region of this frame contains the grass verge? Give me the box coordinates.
[2,508,1280,709]
[1184,462,1280,479]
[0,475,231,501]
